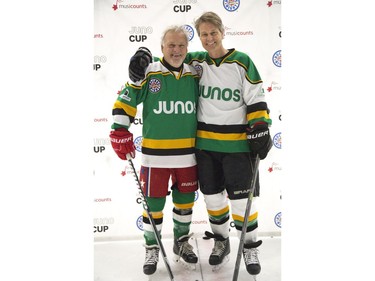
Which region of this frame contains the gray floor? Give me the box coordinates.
[94,234,280,281]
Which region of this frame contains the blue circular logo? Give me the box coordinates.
[194,191,199,201]
[223,0,240,12]
[193,64,203,77]
[183,25,194,41]
[136,215,143,230]
[148,78,161,93]
[272,50,282,67]
[274,212,281,228]
[273,132,282,149]
[134,136,143,152]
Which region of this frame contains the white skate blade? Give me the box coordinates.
[173,254,197,271]
[211,255,230,272]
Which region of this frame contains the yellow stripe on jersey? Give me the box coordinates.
[127,82,142,89]
[247,110,270,122]
[113,100,137,118]
[196,130,246,141]
[142,138,195,149]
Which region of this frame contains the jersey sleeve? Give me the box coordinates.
[111,81,145,130]
[242,56,272,128]
[184,51,208,64]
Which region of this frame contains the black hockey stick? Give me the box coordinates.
[127,159,174,281]
[232,154,260,281]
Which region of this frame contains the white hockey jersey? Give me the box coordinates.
[185,49,272,153]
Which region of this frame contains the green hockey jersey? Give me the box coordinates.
[185,49,272,153]
[112,59,199,168]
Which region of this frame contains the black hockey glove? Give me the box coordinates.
[247,124,272,160]
[128,47,153,82]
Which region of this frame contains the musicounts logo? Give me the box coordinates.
[121,165,133,177]
[112,0,147,11]
[268,162,282,173]
[267,0,282,7]
[93,117,108,123]
[225,26,253,37]
[266,81,281,92]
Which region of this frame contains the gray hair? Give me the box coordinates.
[161,25,189,46]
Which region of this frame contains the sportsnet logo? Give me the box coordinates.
[119,89,131,102]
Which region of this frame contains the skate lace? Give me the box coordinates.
[212,240,226,256]
[203,231,228,256]
[179,240,194,256]
[144,247,159,265]
[243,248,259,264]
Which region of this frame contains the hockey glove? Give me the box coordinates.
[247,124,272,160]
[128,47,153,82]
[109,128,136,160]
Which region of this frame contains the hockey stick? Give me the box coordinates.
[127,159,175,281]
[232,154,260,281]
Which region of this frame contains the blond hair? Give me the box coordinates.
[194,11,225,36]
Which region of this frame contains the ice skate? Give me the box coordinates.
[204,231,230,272]
[143,245,159,275]
[173,233,198,270]
[243,240,262,276]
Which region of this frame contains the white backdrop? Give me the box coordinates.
[93,0,282,241]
